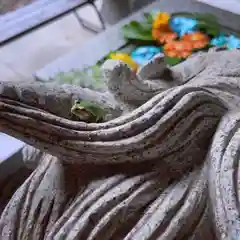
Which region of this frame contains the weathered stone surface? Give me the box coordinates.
[0,48,239,239]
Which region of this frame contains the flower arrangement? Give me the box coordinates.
[52,11,240,88]
[113,11,240,69]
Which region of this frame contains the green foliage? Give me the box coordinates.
[194,13,218,24]
[105,51,116,59]
[122,20,153,41]
[143,12,155,24]
[196,14,220,37]
[122,11,221,42]
[171,12,194,19]
[50,65,107,92]
[52,11,229,87]
[164,56,183,66]
[171,12,218,23]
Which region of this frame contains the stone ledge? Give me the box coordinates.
[0,133,24,162]
[0,0,89,44]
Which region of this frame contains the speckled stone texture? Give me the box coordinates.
[0,48,239,239]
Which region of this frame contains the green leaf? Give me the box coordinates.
[172,12,219,23]
[197,20,221,36]
[171,12,195,19]
[50,67,107,91]
[106,51,116,59]
[90,65,102,80]
[143,12,154,24]
[194,13,218,24]
[122,20,153,41]
[164,56,183,66]
[206,27,220,36]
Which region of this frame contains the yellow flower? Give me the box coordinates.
[152,12,170,31]
[109,53,138,71]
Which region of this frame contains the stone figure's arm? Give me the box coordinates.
[102,52,208,105]
[0,81,122,120]
[0,79,226,166]
[45,163,211,239]
[101,57,176,107]
[136,53,167,81]
[0,148,212,239]
[21,144,46,170]
[170,51,208,84]
[208,111,240,239]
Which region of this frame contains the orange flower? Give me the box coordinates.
[181,32,209,49]
[152,12,177,44]
[152,28,177,44]
[164,40,193,58]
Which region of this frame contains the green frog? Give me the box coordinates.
[71,100,107,123]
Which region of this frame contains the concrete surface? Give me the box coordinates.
[0,133,24,162]
[0,1,102,83]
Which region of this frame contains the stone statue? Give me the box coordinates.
[0,47,239,239]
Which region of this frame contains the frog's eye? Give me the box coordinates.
[75,100,81,104]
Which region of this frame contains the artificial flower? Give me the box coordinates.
[170,17,197,37]
[131,46,162,65]
[152,12,170,31]
[226,35,240,49]
[210,34,240,49]
[164,40,193,58]
[181,32,209,49]
[109,52,138,71]
[152,28,177,44]
[210,33,227,47]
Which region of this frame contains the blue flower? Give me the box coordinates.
[170,17,197,37]
[210,34,240,49]
[131,46,162,65]
[226,35,240,49]
[210,33,227,47]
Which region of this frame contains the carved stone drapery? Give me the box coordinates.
[0,48,239,239]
